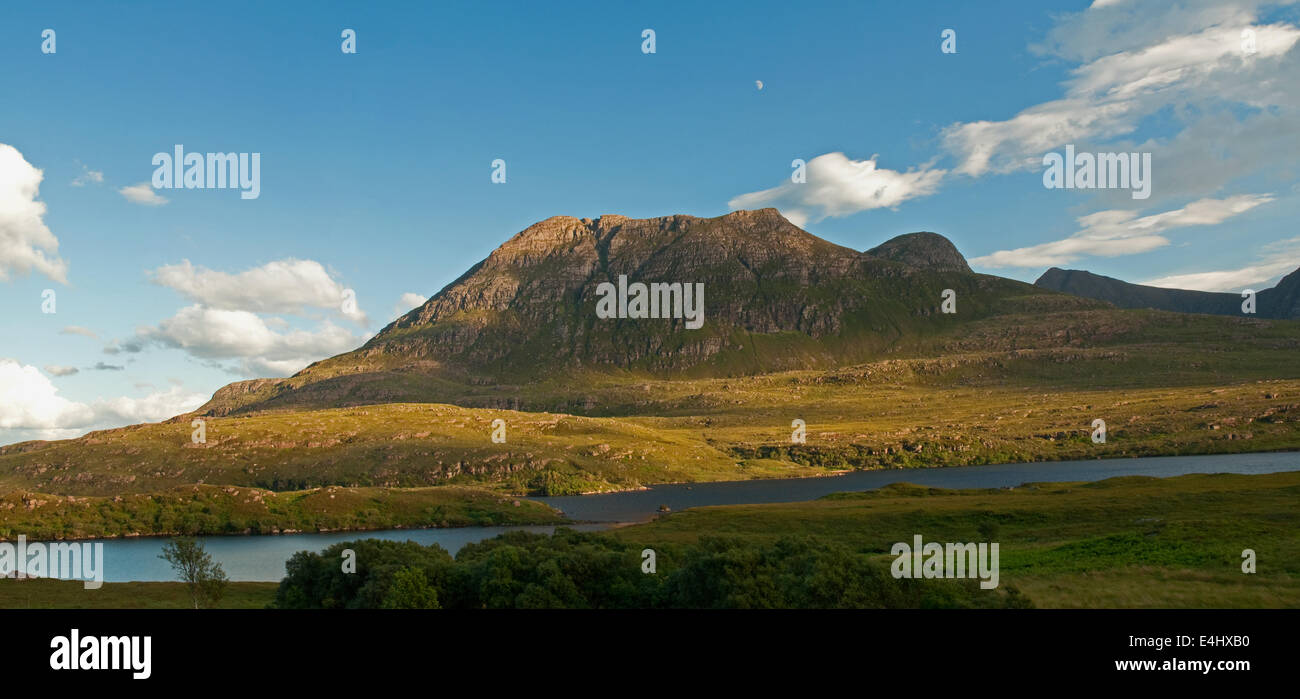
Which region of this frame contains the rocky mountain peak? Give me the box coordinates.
[866,232,972,274]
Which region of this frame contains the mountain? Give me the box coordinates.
[1264,266,1300,319]
[1034,266,1300,319]
[6,208,1300,508]
[200,209,1096,416]
[866,232,973,274]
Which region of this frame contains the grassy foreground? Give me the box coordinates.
[8,470,1296,608]
[613,470,1300,608]
[0,578,277,609]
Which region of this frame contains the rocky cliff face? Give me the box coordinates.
[307,209,1021,378]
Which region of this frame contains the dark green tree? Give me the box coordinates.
[381,566,441,609]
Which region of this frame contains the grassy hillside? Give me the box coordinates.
[613,471,1300,608]
[0,484,563,540]
[3,343,1298,499]
[3,305,1298,534]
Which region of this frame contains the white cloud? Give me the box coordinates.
[95,384,208,425]
[0,359,206,445]
[971,194,1273,268]
[134,305,369,378]
[60,325,99,339]
[71,162,104,187]
[151,258,368,326]
[44,365,79,377]
[728,152,945,227]
[0,143,68,283]
[943,23,1300,178]
[0,360,94,432]
[1037,0,1276,63]
[109,258,372,379]
[1141,236,1300,291]
[394,292,427,318]
[119,182,168,206]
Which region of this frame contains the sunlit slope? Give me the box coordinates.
[4,345,1298,497]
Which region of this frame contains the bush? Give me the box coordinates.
[273,530,1033,609]
[273,538,452,609]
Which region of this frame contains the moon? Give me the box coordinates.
[756,80,764,90]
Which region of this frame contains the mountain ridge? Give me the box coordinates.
[195,209,1094,416]
[1034,266,1300,319]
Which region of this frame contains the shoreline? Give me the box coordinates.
[5,448,1300,543]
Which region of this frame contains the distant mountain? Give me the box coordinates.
[1034,266,1300,319]
[1034,268,1242,316]
[1265,267,1300,319]
[195,210,1099,416]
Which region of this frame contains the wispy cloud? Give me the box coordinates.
[1141,236,1300,291]
[971,194,1273,269]
[71,161,104,186]
[60,325,100,340]
[943,22,1300,181]
[119,182,168,206]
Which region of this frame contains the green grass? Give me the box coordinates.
[11,471,1296,609]
[611,471,1300,608]
[0,578,278,609]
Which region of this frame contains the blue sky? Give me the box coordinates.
[2,0,1299,444]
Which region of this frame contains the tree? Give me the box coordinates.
[159,537,229,609]
[381,566,440,609]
